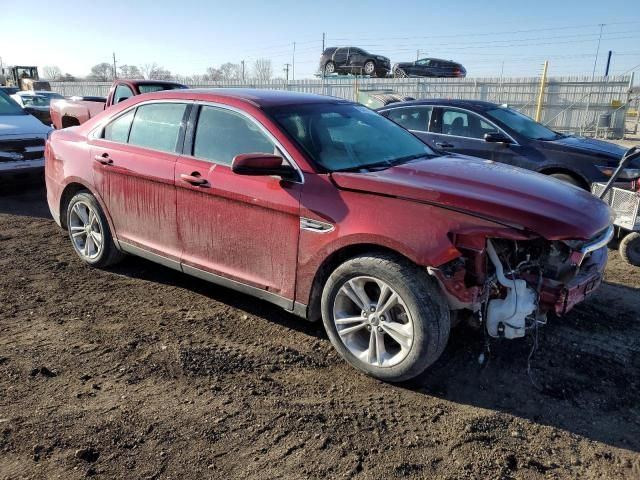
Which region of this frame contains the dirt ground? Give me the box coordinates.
[1,186,639,480]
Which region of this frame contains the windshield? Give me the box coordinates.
[0,91,26,115]
[268,103,436,172]
[485,107,560,140]
[20,95,53,107]
[138,84,187,93]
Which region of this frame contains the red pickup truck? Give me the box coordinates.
[50,79,187,129]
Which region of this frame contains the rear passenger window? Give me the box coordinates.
[193,106,276,165]
[103,109,134,143]
[128,103,187,153]
[386,107,432,132]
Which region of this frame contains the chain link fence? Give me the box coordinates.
[49,75,634,138]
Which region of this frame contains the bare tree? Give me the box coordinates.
[140,63,172,80]
[119,64,143,79]
[43,65,62,81]
[88,62,113,81]
[252,58,272,81]
[205,66,223,81]
[219,62,242,81]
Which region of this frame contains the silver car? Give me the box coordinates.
[0,91,51,182]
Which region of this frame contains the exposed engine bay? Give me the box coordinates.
[430,227,613,340]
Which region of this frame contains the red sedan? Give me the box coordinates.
[45,89,613,382]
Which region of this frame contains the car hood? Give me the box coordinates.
[549,135,627,158]
[330,155,611,240]
[0,114,51,137]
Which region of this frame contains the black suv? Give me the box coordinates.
[320,47,391,77]
[393,58,466,78]
[378,99,637,188]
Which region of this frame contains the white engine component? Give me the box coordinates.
[485,240,537,339]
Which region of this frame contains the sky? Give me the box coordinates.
[1,0,640,81]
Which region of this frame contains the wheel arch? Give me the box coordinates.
[538,166,589,189]
[61,115,81,129]
[305,243,417,322]
[58,180,118,247]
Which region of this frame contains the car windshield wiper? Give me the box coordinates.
[332,154,430,173]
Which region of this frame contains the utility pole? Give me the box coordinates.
[416,49,420,61]
[283,63,290,83]
[112,52,118,80]
[604,50,612,77]
[535,61,549,122]
[292,42,296,81]
[322,32,326,79]
[591,23,605,81]
[584,24,605,136]
[241,60,245,82]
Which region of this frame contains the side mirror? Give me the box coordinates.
[115,96,129,104]
[484,132,512,144]
[231,153,297,180]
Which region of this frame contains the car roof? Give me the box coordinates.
[418,58,459,64]
[147,88,351,108]
[380,99,498,111]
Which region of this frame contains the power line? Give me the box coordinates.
[329,20,640,42]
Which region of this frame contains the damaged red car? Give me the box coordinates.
[45,89,613,382]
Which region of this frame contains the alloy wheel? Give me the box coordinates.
[364,61,375,75]
[333,276,414,367]
[69,201,104,261]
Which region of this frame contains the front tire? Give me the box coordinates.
[324,61,335,75]
[363,60,376,76]
[321,254,450,382]
[549,172,583,188]
[620,232,640,267]
[66,192,123,268]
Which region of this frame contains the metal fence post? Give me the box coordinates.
[535,61,549,122]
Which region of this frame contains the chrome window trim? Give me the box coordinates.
[88,98,194,146]
[436,106,520,145]
[380,104,520,146]
[184,101,305,184]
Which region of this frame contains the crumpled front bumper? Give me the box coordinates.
[538,244,608,316]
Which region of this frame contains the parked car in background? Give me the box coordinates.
[378,99,636,188]
[0,86,20,95]
[50,79,188,129]
[0,90,51,182]
[320,47,391,77]
[46,89,613,382]
[393,58,466,78]
[11,91,64,126]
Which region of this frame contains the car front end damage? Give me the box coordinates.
[429,225,613,339]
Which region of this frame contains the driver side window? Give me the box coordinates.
[193,106,278,165]
[441,108,498,139]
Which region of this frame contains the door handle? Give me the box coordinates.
[435,142,454,148]
[94,153,113,165]
[180,173,208,186]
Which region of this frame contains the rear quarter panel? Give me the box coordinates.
[46,128,109,229]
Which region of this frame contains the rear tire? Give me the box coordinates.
[321,253,450,382]
[619,232,640,267]
[66,192,123,268]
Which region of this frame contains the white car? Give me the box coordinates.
[0,91,51,182]
[11,90,64,126]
